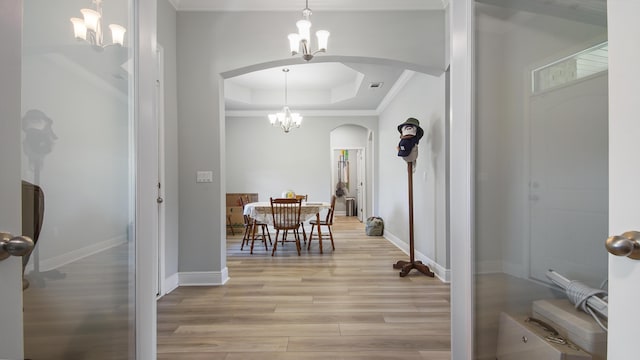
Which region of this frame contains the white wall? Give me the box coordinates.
[378,71,448,279]
[226,116,376,203]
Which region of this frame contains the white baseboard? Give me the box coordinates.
[178,267,229,286]
[384,231,450,283]
[25,235,126,272]
[165,273,180,294]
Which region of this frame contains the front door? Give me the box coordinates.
[0,0,137,358]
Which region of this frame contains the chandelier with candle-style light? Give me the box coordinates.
[268,68,303,133]
[288,0,330,62]
[70,0,126,49]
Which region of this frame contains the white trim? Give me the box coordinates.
[226,109,378,117]
[178,268,230,286]
[156,45,167,298]
[449,0,474,359]
[163,273,180,296]
[25,236,126,273]
[376,70,416,114]
[135,0,158,357]
[383,232,450,283]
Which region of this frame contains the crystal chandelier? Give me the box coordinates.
[288,0,330,62]
[268,69,303,133]
[70,0,126,49]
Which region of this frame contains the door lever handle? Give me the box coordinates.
[0,232,34,261]
[605,231,640,260]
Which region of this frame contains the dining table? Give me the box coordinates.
[243,201,332,253]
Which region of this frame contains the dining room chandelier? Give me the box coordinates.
[70,0,126,49]
[268,68,303,134]
[288,0,330,62]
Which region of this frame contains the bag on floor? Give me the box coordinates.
[365,217,384,236]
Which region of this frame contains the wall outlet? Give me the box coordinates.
[196,171,213,183]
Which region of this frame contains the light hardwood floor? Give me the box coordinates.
[157,216,451,359]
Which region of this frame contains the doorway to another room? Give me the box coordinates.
[330,124,372,223]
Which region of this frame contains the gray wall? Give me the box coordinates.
[176,10,446,276]
[378,72,448,276]
[158,0,179,283]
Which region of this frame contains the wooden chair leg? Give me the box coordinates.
[260,224,269,251]
[294,229,301,256]
[327,225,335,250]
[241,224,252,250]
[307,224,316,250]
[263,224,272,245]
[300,223,307,243]
[271,230,280,256]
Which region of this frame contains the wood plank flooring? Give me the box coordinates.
[157,216,451,359]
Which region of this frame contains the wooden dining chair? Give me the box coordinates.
[308,195,336,251]
[239,195,271,254]
[269,197,303,256]
[294,194,309,242]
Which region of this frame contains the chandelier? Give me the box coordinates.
[268,69,303,133]
[288,0,330,62]
[70,0,126,49]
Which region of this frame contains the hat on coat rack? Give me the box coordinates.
[397,117,424,141]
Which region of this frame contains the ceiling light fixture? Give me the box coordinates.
[268,69,302,134]
[288,0,330,62]
[70,0,126,49]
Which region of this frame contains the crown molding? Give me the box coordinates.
[376,70,416,114]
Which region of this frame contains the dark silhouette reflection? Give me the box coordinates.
[22,109,57,174]
[21,109,65,288]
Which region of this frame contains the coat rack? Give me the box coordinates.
[394,117,435,277]
[393,156,435,277]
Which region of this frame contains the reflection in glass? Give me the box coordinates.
[21,0,135,358]
[474,2,608,359]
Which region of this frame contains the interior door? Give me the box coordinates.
[0,0,26,358]
[356,149,366,221]
[1,0,137,358]
[607,2,640,358]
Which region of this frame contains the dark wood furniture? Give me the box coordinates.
[269,197,303,256]
[308,195,336,252]
[239,196,271,254]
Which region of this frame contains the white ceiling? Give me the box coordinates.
[211,1,449,115]
[174,0,606,115]
[224,62,407,114]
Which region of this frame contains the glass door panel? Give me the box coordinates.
[21,0,135,358]
[474,2,608,359]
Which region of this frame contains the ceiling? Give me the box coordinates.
[208,1,448,116]
[171,0,448,12]
[172,0,606,116]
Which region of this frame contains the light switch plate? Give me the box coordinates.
[196,170,213,183]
